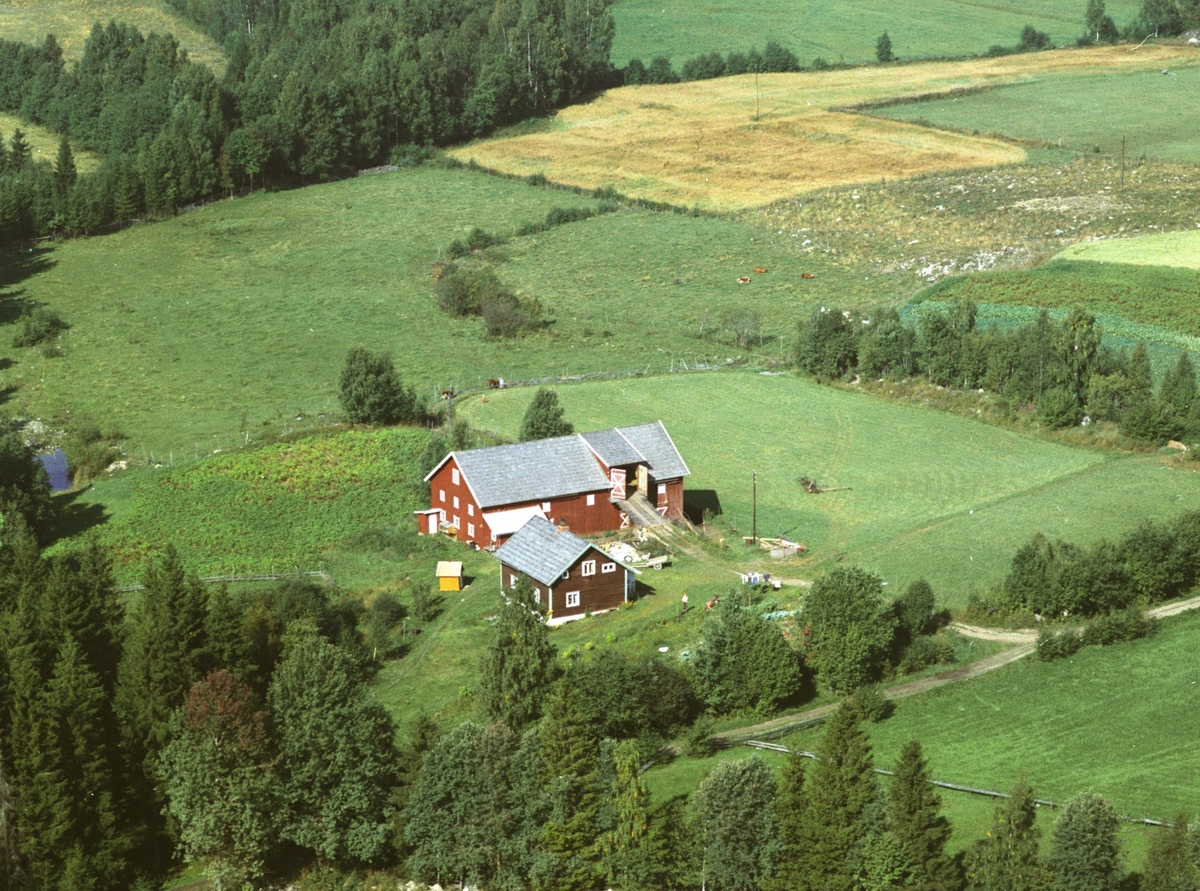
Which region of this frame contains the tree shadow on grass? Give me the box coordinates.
[44,489,111,547]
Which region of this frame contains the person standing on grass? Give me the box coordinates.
[681,592,689,614]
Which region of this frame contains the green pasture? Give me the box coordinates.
[0,113,100,173]
[873,64,1200,162]
[920,262,1200,342]
[1056,229,1200,269]
[462,372,1200,606]
[610,0,1141,68]
[0,166,879,457]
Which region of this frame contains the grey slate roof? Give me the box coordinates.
[448,435,611,509]
[581,428,645,468]
[494,516,597,586]
[615,422,691,479]
[425,421,689,509]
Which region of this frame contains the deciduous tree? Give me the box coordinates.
[804,566,896,693]
[519,387,574,441]
[480,577,558,729]
[695,756,780,891]
[338,348,418,426]
[964,779,1051,891]
[1047,792,1122,891]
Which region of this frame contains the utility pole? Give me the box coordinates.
[752,470,757,544]
[755,66,760,120]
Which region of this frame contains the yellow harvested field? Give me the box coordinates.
[0,113,101,173]
[1,0,225,71]
[449,45,1194,210]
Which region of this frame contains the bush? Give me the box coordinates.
[898,635,955,675]
[481,293,542,338]
[684,716,716,758]
[645,56,678,84]
[681,51,726,80]
[12,306,68,348]
[446,226,504,259]
[761,41,800,72]
[1038,387,1082,428]
[895,579,935,641]
[63,419,123,485]
[875,32,895,63]
[1079,607,1154,647]
[623,58,647,85]
[435,264,506,316]
[1036,627,1083,661]
[849,684,891,722]
[338,348,418,426]
[1017,25,1051,51]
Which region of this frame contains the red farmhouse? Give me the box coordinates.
[419,421,690,547]
[494,516,638,624]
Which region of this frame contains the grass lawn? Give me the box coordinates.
[0,165,894,456]
[461,372,1200,607]
[448,45,1191,210]
[873,64,1200,163]
[1055,229,1200,269]
[610,0,1141,68]
[0,0,225,69]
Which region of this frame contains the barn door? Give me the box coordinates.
[610,468,626,500]
[427,513,438,534]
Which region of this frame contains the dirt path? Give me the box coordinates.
[1147,592,1200,619]
[949,622,1037,643]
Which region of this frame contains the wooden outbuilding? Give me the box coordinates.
[436,561,464,592]
[494,516,638,625]
[422,421,690,548]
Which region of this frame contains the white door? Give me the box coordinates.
[427,513,438,534]
[611,468,626,499]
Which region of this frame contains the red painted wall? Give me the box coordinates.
[500,549,629,620]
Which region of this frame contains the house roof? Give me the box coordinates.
[423,421,688,508]
[436,561,463,578]
[432,435,611,509]
[494,516,597,586]
[483,505,547,537]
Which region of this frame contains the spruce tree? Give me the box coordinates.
[7,131,30,172]
[768,751,807,891]
[597,737,653,889]
[794,701,877,891]
[479,577,558,729]
[1047,792,1122,891]
[1161,352,1197,421]
[519,388,574,441]
[964,778,1051,891]
[1142,815,1198,891]
[887,740,955,891]
[53,137,77,193]
[204,584,247,676]
[539,684,600,891]
[1129,342,1154,401]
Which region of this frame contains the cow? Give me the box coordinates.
[706,594,722,610]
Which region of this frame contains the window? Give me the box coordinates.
[510,573,518,586]
[542,501,551,512]
[586,493,595,506]
[452,468,460,485]
[565,591,581,608]
[581,560,596,577]
[534,588,541,604]
[602,562,616,573]
[453,495,459,509]
[453,516,460,531]
[658,483,667,495]
[467,503,474,516]
[439,489,446,502]
[467,523,475,538]
[562,570,570,579]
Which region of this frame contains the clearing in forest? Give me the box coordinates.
[0,0,225,69]
[0,112,100,173]
[448,45,1190,210]
[1055,229,1200,268]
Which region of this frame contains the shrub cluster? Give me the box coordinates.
[338,348,419,426]
[434,264,545,338]
[12,305,68,348]
[982,512,1200,619]
[796,300,1200,445]
[624,40,801,85]
[62,419,123,485]
[1035,607,1155,661]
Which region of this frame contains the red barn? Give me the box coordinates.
[420,421,690,547]
[494,516,638,624]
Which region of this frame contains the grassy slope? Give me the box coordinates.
[461,372,1200,606]
[0,166,888,455]
[0,0,224,69]
[610,0,1142,68]
[0,113,100,173]
[1056,229,1200,268]
[920,261,1200,339]
[873,63,1200,163]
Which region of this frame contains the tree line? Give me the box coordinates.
[796,301,1200,444]
[0,0,617,245]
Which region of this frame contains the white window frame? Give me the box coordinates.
[534,588,541,604]
[581,560,596,577]
[602,562,616,573]
[467,503,474,516]
[452,468,460,485]
[565,591,581,608]
[510,573,518,586]
[658,483,667,495]
[439,489,445,502]
[453,495,460,509]
[467,522,475,538]
[586,493,595,506]
[542,501,552,511]
[562,570,570,579]
[453,516,460,531]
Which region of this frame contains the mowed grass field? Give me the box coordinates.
[1056,229,1200,268]
[610,0,1142,68]
[460,372,1200,607]
[922,261,1200,339]
[448,45,1190,210]
[0,113,100,173]
[0,0,224,69]
[0,166,895,456]
[874,62,1200,162]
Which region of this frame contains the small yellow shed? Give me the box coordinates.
[437,561,464,592]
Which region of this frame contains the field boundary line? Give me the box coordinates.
[116,569,337,593]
